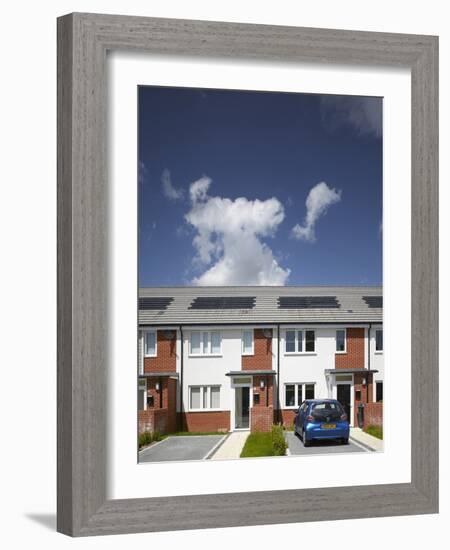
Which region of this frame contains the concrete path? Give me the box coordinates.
[286,432,367,456]
[139,435,226,463]
[349,427,383,451]
[210,431,249,460]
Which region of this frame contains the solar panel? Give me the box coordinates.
[189,296,256,310]
[139,297,173,310]
[363,296,383,308]
[278,296,340,309]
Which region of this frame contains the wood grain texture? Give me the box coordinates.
[57,12,439,536]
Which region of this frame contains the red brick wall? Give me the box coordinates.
[250,406,274,432]
[353,372,374,425]
[146,377,168,409]
[138,409,168,434]
[252,375,274,407]
[335,327,365,370]
[242,329,272,371]
[363,402,383,429]
[182,411,230,433]
[144,330,176,373]
[145,376,178,432]
[280,409,296,428]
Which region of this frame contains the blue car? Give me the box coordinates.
[294,399,350,447]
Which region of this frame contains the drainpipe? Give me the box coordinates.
[367,323,372,405]
[277,324,281,423]
[179,325,184,431]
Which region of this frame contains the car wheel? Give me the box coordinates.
[303,430,310,447]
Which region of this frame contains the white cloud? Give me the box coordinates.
[291,181,341,242]
[320,96,382,138]
[161,169,184,200]
[185,177,290,286]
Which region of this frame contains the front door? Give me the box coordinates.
[337,384,351,422]
[235,386,250,429]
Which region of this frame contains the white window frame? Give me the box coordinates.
[284,382,316,408]
[189,330,222,356]
[284,328,316,355]
[241,329,254,355]
[143,329,157,357]
[335,328,347,353]
[375,328,383,353]
[188,385,222,411]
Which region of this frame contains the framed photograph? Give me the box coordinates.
[57,13,438,536]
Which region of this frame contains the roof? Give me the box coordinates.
[138,286,382,326]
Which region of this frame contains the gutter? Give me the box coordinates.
[139,321,380,328]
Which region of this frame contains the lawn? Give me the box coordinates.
[364,425,383,439]
[240,426,287,458]
[240,432,275,457]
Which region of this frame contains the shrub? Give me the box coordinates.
[272,425,287,456]
[365,425,383,440]
[139,431,153,448]
[152,431,162,442]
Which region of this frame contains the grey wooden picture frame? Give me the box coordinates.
[57,12,438,537]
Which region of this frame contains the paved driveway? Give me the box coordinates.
[139,435,226,463]
[285,432,367,456]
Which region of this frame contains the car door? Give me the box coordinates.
[298,402,306,428]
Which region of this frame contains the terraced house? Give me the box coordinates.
[138,287,383,435]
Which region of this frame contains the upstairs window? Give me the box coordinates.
[336,329,346,352]
[285,329,315,353]
[144,330,157,357]
[189,331,222,355]
[305,330,315,352]
[242,329,254,355]
[375,329,383,352]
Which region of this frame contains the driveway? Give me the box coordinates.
[139,435,226,463]
[285,432,368,456]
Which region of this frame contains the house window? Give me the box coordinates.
[285,385,296,407]
[211,331,221,354]
[305,330,315,352]
[189,386,221,410]
[375,329,383,351]
[284,383,315,408]
[190,331,222,355]
[285,330,315,354]
[144,330,157,357]
[242,329,254,355]
[376,381,383,402]
[336,329,346,352]
[285,330,297,353]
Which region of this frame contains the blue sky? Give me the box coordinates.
[138,86,382,287]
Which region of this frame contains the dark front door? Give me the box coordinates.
[235,386,250,429]
[337,384,351,422]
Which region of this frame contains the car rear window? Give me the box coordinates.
[312,402,342,412]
